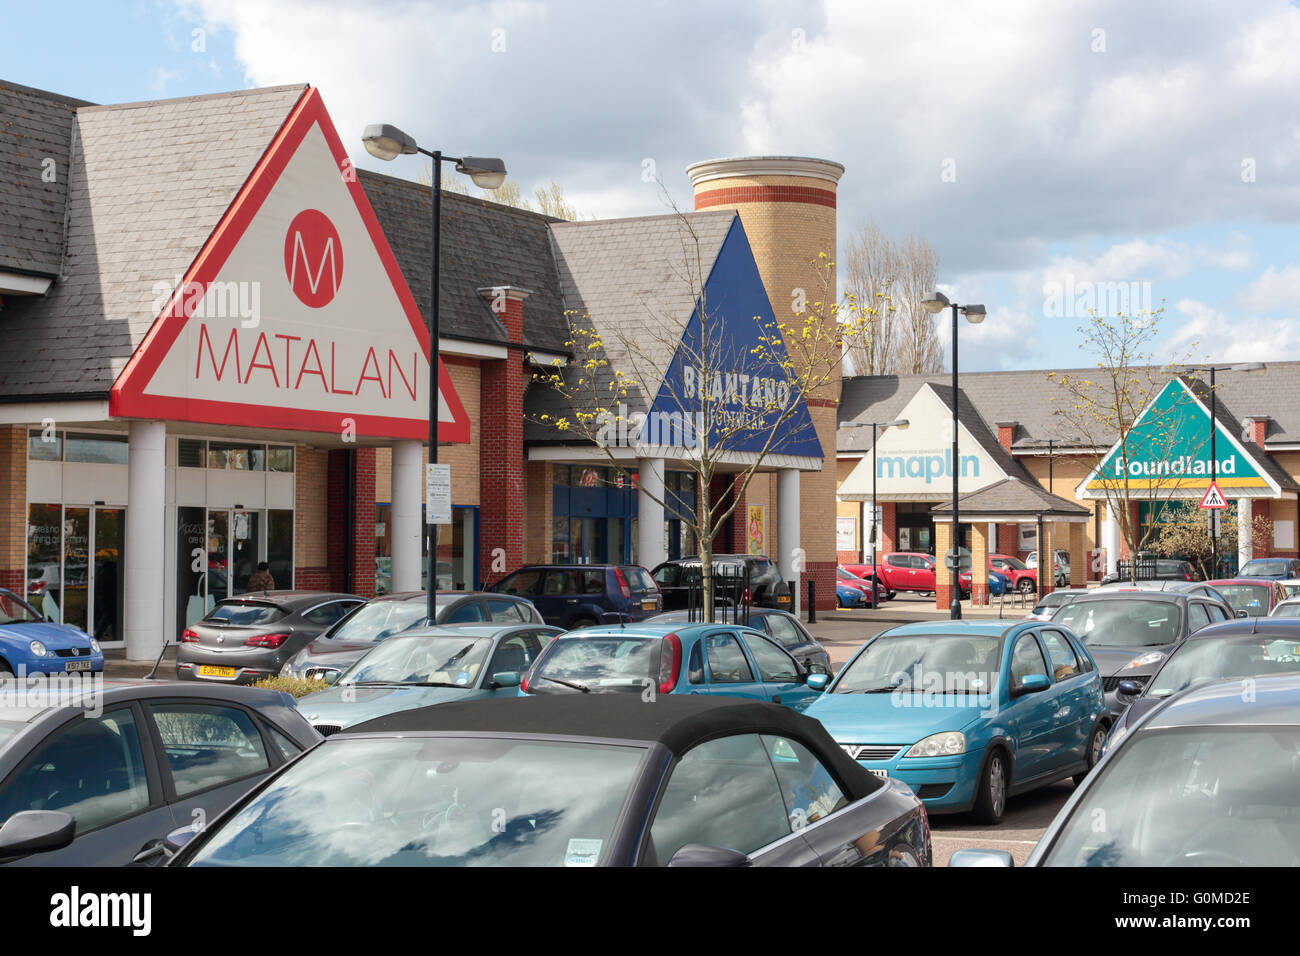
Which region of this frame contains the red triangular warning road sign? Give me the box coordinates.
[110,88,470,443]
[1199,481,1228,509]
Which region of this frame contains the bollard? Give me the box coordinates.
[807,580,817,624]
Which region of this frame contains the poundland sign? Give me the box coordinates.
[878,450,979,484]
[1081,379,1273,496]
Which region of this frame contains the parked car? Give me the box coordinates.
[0,680,319,866]
[1026,549,1070,588]
[1204,577,1288,617]
[295,624,562,735]
[650,555,791,612]
[1278,579,1300,601]
[1105,617,1300,753]
[0,589,103,678]
[1050,590,1234,714]
[279,591,544,681]
[164,695,932,867]
[989,553,1040,594]
[841,562,898,600]
[836,580,864,608]
[836,567,885,608]
[1271,596,1300,617]
[177,591,365,684]
[520,622,822,711]
[1238,557,1300,580]
[953,674,1300,866]
[1097,579,1230,602]
[846,552,937,596]
[646,607,831,674]
[1099,557,1196,586]
[491,564,660,628]
[1025,588,1089,621]
[957,568,1011,598]
[805,621,1110,824]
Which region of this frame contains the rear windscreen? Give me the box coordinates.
[206,602,287,626]
[620,567,657,593]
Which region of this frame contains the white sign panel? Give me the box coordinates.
[426,463,451,525]
[836,516,856,551]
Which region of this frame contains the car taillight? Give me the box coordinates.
[244,632,291,649]
[614,567,632,599]
[181,628,200,643]
[659,633,682,695]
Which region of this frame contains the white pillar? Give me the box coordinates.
[777,469,801,614]
[1102,504,1120,576]
[391,440,424,592]
[987,522,998,555]
[1238,498,1253,569]
[124,421,166,660]
[637,458,666,569]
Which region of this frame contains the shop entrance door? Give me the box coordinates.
[205,509,263,600]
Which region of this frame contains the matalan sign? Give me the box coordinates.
[426,463,451,525]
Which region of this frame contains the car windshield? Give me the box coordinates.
[1213,585,1271,617]
[0,593,42,625]
[330,601,430,643]
[1147,636,1300,698]
[838,569,868,582]
[999,557,1029,570]
[1273,602,1300,619]
[340,635,492,686]
[1042,727,1300,866]
[206,602,286,626]
[1241,560,1286,577]
[188,735,647,867]
[530,637,661,693]
[1052,599,1180,647]
[833,634,1000,694]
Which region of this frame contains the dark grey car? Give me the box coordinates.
[1050,590,1234,714]
[279,591,544,681]
[646,608,832,674]
[0,679,319,866]
[177,591,365,684]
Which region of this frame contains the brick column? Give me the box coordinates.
[0,426,26,593]
[997,522,1019,557]
[728,475,748,553]
[1038,522,1055,597]
[478,286,529,584]
[524,461,554,564]
[934,522,955,611]
[294,446,331,590]
[326,448,376,598]
[970,522,990,606]
[881,502,897,553]
[1069,523,1086,587]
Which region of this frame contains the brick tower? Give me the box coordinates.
[685,156,845,611]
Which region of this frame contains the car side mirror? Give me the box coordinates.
[0,810,76,857]
[490,671,521,689]
[949,848,1014,867]
[1014,673,1050,696]
[806,673,831,692]
[666,843,750,867]
[1117,679,1143,697]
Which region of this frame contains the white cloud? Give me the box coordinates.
[1166,298,1300,362]
[1237,264,1300,311]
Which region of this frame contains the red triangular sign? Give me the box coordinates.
[110,88,470,443]
[1199,481,1228,509]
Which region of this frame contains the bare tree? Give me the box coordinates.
[841,222,942,375]
[421,167,587,220]
[895,235,942,374]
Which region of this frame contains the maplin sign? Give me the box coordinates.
[877,449,979,484]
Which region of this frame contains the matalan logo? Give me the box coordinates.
[284,208,343,308]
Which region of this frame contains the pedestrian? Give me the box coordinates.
[247,561,275,592]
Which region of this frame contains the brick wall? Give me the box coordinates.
[524,460,553,565]
[324,448,376,598]
[294,444,329,588]
[0,426,25,591]
[478,293,527,585]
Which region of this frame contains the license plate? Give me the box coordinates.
[868,769,889,780]
[64,660,91,672]
[642,600,656,611]
[777,595,790,604]
[198,665,236,678]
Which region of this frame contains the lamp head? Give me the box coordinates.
[961,304,986,325]
[921,291,951,315]
[456,157,507,190]
[361,123,418,161]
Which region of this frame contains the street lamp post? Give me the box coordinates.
[362,124,506,623]
[921,292,986,619]
[1021,436,1081,589]
[841,419,910,607]
[1202,362,1265,577]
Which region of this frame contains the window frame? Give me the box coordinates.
[142,698,280,804]
[703,630,755,685]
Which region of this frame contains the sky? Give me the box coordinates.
[4,0,1299,372]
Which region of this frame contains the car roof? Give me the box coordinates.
[1066,590,1185,604]
[1142,673,1300,729]
[338,695,878,797]
[1191,617,1300,638]
[385,624,558,639]
[878,621,1020,638]
[366,591,505,604]
[218,590,361,607]
[1206,578,1276,586]
[0,679,295,723]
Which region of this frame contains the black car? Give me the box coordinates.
[177,591,365,684]
[164,695,930,867]
[652,555,791,612]
[1050,590,1234,714]
[647,607,831,674]
[1106,616,1300,751]
[279,591,544,681]
[0,680,319,866]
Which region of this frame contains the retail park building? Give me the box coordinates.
[5,79,1297,656]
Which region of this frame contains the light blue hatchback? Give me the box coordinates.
[804,621,1110,824]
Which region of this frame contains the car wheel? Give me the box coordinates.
[887,590,896,601]
[973,749,1008,824]
[1017,579,1035,595]
[1075,723,1107,786]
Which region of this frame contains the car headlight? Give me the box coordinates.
[1121,651,1166,670]
[905,731,966,758]
[90,639,102,654]
[29,641,47,657]
[279,661,296,677]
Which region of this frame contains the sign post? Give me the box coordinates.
[1200,480,1228,577]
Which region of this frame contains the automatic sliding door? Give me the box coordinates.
[93,507,124,642]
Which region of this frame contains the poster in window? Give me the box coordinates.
[836,517,856,551]
[747,505,765,555]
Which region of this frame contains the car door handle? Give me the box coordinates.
[130,839,168,867]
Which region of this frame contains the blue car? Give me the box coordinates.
[0,589,104,678]
[836,582,863,608]
[490,564,661,629]
[804,620,1110,824]
[520,622,822,711]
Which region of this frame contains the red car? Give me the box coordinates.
[843,552,937,597]
[989,553,1039,595]
[1205,578,1288,617]
[836,567,887,607]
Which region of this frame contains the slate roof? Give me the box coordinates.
[358,169,570,354]
[0,84,308,398]
[930,476,1091,518]
[925,383,1034,483]
[0,80,92,276]
[1180,375,1299,492]
[840,364,1300,451]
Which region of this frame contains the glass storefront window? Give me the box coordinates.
[27,430,61,461]
[268,510,294,591]
[209,442,265,471]
[62,508,90,631]
[65,432,128,464]
[27,504,62,621]
[268,446,295,472]
[93,508,124,642]
[178,439,205,468]
[177,506,209,637]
